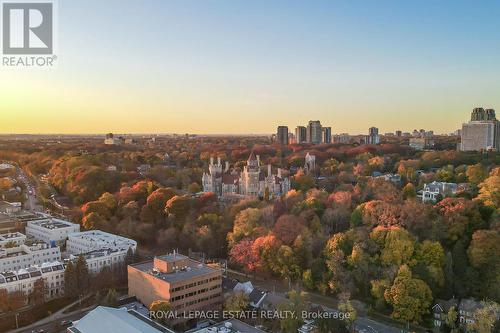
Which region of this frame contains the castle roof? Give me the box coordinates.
[222,174,239,185]
[248,150,257,162]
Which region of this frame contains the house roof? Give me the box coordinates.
[248,288,267,306]
[433,299,458,313]
[247,150,257,162]
[222,174,239,185]
[459,298,482,312]
[222,277,239,291]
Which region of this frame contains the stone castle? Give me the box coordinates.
[202,151,290,199]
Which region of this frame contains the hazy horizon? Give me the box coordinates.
[2,0,499,134]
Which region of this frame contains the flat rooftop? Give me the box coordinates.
[77,247,126,260]
[68,230,136,249]
[0,232,25,240]
[188,319,265,333]
[28,218,77,229]
[131,257,219,284]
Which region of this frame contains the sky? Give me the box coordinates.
[1,0,500,135]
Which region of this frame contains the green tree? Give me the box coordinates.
[466,163,487,184]
[402,183,417,200]
[384,265,433,324]
[316,317,349,333]
[338,295,357,329]
[105,289,118,307]
[64,261,78,298]
[468,301,500,333]
[445,306,458,332]
[278,290,307,333]
[223,292,249,312]
[76,255,90,293]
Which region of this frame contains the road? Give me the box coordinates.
[12,164,40,212]
[227,269,412,333]
[11,309,90,333]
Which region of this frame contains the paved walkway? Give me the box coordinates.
[8,295,94,333]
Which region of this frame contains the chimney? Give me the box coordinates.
[256,155,260,166]
[268,164,271,176]
[225,161,229,172]
[210,157,214,165]
[217,156,221,165]
[278,168,282,178]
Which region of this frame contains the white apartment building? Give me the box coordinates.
[66,230,137,255]
[71,248,130,275]
[0,261,65,301]
[26,217,80,246]
[0,232,26,248]
[0,243,61,273]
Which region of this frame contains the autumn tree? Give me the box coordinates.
[273,214,305,245]
[30,278,45,306]
[64,261,78,298]
[467,301,500,333]
[278,290,307,333]
[292,169,315,192]
[370,226,414,267]
[384,265,433,324]
[466,163,487,184]
[227,208,263,247]
[165,195,192,220]
[402,183,417,200]
[150,300,171,313]
[477,169,500,208]
[223,292,249,312]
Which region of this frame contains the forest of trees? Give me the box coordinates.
[1,137,499,329]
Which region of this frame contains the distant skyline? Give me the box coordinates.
[1,0,500,134]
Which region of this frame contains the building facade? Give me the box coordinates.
[461,107,500,151]
[295,126,307,143]
[0,232,26,248]
[276,126,289,145]
[0,261,65,302]
[409,137,435,150]
[367,127,380,145]
[0,242,61,272]
[422,181,458,203]
[333,133,350,143]
[128,252,222,324]
[202,152,290,199]
[322,127,332,143]
[71,248,131,275]
[66,230,137,255]
[26,217,80,246]
[303,152,316,174]
[307,121,323,144]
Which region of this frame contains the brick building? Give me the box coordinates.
[128,252,222,324]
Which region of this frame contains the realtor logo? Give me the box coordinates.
[2,1,53,54]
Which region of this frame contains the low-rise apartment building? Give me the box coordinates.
[67,230,137,254]
[26,217,80,246]
[128,252,222,324]
[71,247,130,274]
[0,232,26,248]
[0,242,61,272]
[0,261,65,301]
